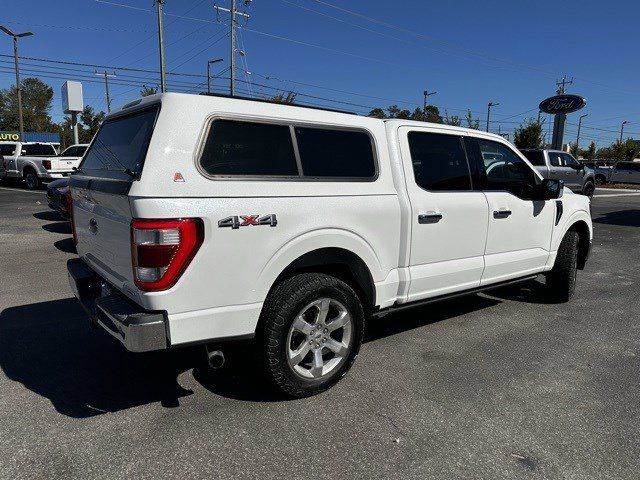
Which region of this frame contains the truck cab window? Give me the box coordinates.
[548,152,563,167]
[407,132,471,191]
[474,139,536,198]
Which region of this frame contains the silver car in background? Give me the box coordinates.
[521,149,595,198]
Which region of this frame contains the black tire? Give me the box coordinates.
[258,273,365,398]
[582,181,595,198]
[546,230,579,303]
[23,169,40,190]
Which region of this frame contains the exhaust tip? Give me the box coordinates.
[207,349,225,369]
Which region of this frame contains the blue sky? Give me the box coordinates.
[1,0,639,146]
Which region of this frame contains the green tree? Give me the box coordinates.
[444,110,461,126]
[58,105,106,147]
[0,77,55,132]
[367,107,386,119]
[422,105,443,123]
[585,141,596,160]
[140,85,158,97]
[271,92,297,104]
[513,119,543,149]
[465,110,480,129]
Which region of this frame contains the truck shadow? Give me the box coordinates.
[593,209,640,227]
[0,291,528,410]
[33,211,66,222]
[0,298,196,419]
[41,222,72,234]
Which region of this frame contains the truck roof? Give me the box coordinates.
[108,92,510,144]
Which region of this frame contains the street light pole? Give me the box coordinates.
[620,121,628,143]
[486,101,499,132]
[207,58,224,94]
[576,113,588,150]
[1,26,34,142]
[156,0,167,92]
[423,90,437,111]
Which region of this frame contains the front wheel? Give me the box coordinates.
[258,273,365,398]
[582,181,595,199]
[545,231,579,303]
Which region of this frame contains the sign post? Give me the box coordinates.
[539,94,586,150]
[61,81,84,145]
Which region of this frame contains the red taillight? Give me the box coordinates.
[131,218,204,292]
[42,160,51,170]
[68,192,77,245]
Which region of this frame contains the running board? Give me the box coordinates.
[372,275,539,318]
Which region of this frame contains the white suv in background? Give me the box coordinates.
[67,93,592,397]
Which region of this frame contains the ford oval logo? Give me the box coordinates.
[89,218,98,234]
[539,94,586,115]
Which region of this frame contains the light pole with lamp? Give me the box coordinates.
[0,25,34,142]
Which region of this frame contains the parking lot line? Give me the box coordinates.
[0,186,43,194]
[594,192,640,198]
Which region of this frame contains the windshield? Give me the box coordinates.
[20,144,57,156]
[80,106,158,176]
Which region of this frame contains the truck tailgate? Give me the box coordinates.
[73,183,134,285]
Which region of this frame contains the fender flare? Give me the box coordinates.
[256,228,383,302]
[552,209,592,253]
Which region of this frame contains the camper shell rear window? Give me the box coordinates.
[80,105,159,179]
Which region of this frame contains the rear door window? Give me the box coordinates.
[294,127,376,178]
[199,120,298,176]
[81,106,158,178]
[407,132,472,191]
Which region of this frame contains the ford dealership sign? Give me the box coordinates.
[539,94,586,114]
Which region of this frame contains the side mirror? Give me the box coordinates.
[536,179,563,200]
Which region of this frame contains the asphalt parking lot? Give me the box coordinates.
[1,185,639,480]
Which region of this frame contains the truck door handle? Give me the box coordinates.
[418,212,443,224]
[493,209,512,218]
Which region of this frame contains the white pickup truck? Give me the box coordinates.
[0,142,87,189]
[67,93,593,397]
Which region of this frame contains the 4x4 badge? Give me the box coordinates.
[218,214,277,229]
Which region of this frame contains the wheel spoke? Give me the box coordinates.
[310,348,324,378]
[316,299,331,325]
[327,310,350,332]
[292,315,313,335]
[289,342,311,366]
[325,338,348,357]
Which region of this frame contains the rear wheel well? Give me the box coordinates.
[568,221,590,270]
[272,248,376,311]
[23,166,37,177]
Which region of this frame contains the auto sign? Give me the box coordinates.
[539,94,586,114]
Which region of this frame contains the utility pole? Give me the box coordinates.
[486,101,498,132]
[95,70,116,112]
[423,90,437,110]
[556,75,573,94]
[214,1,249,96]
[1,26,33,142]
[620,120,628,143]
[207,58,224,94]
[576,113,588,150]
[156,0,167,92]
